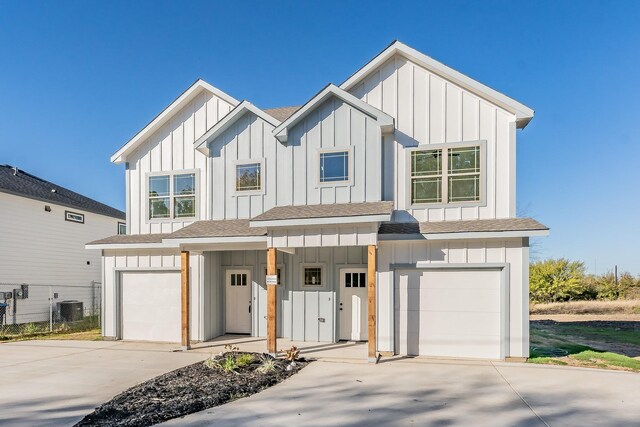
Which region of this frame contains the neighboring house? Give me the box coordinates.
[0,165,125,324]
[87,41,548,361]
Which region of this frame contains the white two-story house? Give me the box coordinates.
[87,41,548,361]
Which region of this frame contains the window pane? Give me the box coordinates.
[345,273,351,287]
[352,272,359,287]
[411,150,441,176]
[449,146,480,174]
[236,163,261,191]
[149,175,170,197]
[174,174,195,195]
[149,197,170,218]
[118,223,126,235]
[360,273,366,287]
[449,175,480,202]
[304,267,322,286]
[231,274,236,286]
[411,177,442,204]
[174,196,195,218]
[320,151,349,182]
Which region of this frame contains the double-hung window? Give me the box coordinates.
[410,144,481,205]
[148,172,196,219]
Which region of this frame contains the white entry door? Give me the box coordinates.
[225,270,252,334]
[339,268,368,341]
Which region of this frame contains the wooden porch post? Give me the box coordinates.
[368,245,377,362]
[181,250,190,350]
[267,247,277,354]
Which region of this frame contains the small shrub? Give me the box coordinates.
[282,346,300,362]
[256,358,278,374]
[205,354,239,373]
[530,259,586,303]
[236,353,254,367]
[24,323,42,335]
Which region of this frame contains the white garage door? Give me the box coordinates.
[395,269,504,360]
[121,271,181,342]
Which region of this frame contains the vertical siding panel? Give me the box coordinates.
[413,67,428,145]
[429,76,445,144]
[363,70,382,110]
[495,111,510,218]
[445,84,461,142]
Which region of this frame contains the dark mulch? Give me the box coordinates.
[75,353,309,427]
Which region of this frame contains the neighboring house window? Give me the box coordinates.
[320,150,349,183]
[117,222,126,235]
[65,211,84,223]
[148,172,196,219]
[236,163,261,191]
[411,144,481,204]
[303,267,323,287]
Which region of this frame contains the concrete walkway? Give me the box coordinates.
[0,340,207,426]
[163,358,640,427]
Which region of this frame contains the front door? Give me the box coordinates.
[339,268,368,341]
[225,270,252,334]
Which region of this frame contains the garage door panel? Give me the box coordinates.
[121,271,181,343]
[395,269,503,360]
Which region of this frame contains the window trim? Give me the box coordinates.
[300,263,327,290]
[233,159,265,196]
[406,140,487,208]
[316,147,354,188]
[145,169,199,223]
[65,210,85,224]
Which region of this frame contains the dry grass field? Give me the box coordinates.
[530,299,640,316]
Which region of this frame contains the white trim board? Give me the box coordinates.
[250,214,390,228]
[340,41,534,129]
[111,79,239,164]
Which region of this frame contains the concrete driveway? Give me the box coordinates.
[0,340,207,426]
[163,358,640,427]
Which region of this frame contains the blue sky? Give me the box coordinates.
[1,1,638,274]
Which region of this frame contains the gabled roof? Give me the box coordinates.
[272,84,394,143]
[0,165,125,219]
[264,106,300,122]
[111,79,239,164]
[194,101,281,156]
[340,41,534,129]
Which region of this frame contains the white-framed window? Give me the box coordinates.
[410,143,483,205]
[117,222,126,235]
[148,171,197,220]
[303,266,323,287]
[236,162,261,192]
[65,210,84,224]
[320,150,349,183]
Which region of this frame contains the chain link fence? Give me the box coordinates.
[0,282,101,339]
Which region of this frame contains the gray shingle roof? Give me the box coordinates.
[0,165,125,219]
[379,218,548,235]
[87,233,169,245]
[263,106,300,122]
[252,201,394,222]
[166,219,267,239]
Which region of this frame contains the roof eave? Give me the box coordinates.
[422,229,549,240]
[111,79,239,164]
[250,213,391,228]
[340,41,534,128]
[194,101,281,156]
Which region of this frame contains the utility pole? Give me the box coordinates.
[615,265,618,287]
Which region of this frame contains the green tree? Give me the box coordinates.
[530,258,586,303]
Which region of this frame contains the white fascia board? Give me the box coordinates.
[163,235,268,245]
[194,101,280,156]
[250,213,391,228]
[340,41,534,128]
[422,229,549,240]
[111,79,239,164]
[84,242,179,250]
[273,84,394,143]
[178,241,268,252]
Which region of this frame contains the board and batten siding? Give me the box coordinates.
[349,55,517,221]
[0,192,120,285]
[284,96,382,206]
[209,112,280,219]
[376,238,529,357]
[101,249,203,341]
[126,90,234,234]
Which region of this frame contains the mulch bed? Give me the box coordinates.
[75,352,309,427]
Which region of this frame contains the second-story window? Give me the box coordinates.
[236,163,261,192]
[148,172,196,219]
[411,144,481,205]
[320,150,349,183]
